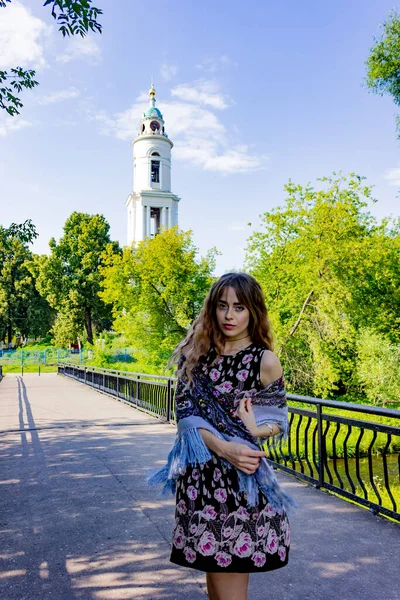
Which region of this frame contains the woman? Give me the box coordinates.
[149,272,295,600]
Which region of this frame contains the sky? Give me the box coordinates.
[1,0,399,273]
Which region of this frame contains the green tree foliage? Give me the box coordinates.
[0,69,39,117]
[343,218,400,343]
[100,228,217,372]
[36,212,120,346]
[51,308,82,348]
[245,174,400,401]
[0,0,102,116]
[356,329,400,405]
[365,11,400,137]
[0,220,53,344]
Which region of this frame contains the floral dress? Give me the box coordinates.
[170,344,290,573]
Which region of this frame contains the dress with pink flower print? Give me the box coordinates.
[170,344,290,573]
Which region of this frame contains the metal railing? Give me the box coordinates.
[58,363,176,422]
[266,394,400,522]
[59,363,400,522]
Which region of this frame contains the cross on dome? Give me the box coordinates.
[149,82,156,103]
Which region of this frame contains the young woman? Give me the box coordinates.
[149,272,295,600]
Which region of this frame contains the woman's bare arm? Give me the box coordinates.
[199,428,266,475]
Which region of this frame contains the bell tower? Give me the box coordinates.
[125,84,180,245]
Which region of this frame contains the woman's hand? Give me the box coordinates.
[220,441,265,475]
[236,397,259,436]
[199,428,265,475]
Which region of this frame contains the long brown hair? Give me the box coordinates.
[172,272,274,382]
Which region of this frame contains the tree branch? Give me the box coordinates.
[148,281,186,334]
[289,289,314,337]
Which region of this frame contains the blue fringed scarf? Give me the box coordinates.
[148,363,297,515]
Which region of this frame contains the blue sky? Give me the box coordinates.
[1,0,399,273]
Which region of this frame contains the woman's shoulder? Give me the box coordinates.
[259,349,283,387]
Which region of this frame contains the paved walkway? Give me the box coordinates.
[0,373,399,600]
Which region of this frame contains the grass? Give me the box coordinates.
[2,364,58,373]
[12,342,56,351]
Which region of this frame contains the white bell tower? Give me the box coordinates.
[125,84,180,246]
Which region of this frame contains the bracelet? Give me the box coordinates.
[254,423,275,447]
[265,422,274,436]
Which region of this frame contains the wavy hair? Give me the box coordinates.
[172,272,274,383]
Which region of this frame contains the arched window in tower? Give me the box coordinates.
[151,160,160,183]
[151,151,160,156]
[141,124,145,133]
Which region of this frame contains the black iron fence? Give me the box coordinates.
[59,363,176,421]
[59,363,400,522]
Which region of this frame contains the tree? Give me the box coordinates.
[355,329,400,406]
[0,220,53,344]
[342,217,400,344]
[100,228,218,372]
[365,11,400,137]
[50,308,83,348]
[0,0,103,116]
[245,173,400,398]
[36,212,120,346]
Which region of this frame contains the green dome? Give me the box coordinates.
[144,107,163,119]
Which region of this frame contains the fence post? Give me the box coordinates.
[166,378,172,423]
[316,403,325,489]
[135,375,140,403]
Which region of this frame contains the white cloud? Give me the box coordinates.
[92,86,266,175]
[0,1,50,70]
[196,55,237,73]
[0,113,32,137]
[57,36,101,64]
[38,87,80,105]
[384,167,400,187]
[160,63,177,81]
[135,91,150,102]
[171,80,231,110]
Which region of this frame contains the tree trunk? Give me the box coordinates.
[7,323,12,346]
[84,307,93,345]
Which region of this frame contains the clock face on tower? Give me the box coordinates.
[150,121,160,131]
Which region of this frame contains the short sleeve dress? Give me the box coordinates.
[170,344,290,573]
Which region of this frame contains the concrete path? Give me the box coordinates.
[0,373,399,600]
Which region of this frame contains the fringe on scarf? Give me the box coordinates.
[148,427,298,515]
